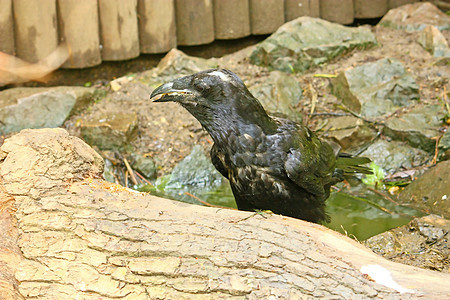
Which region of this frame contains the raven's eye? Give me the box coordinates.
[194,80,209,92]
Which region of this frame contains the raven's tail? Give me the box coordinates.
[336,153,372,176]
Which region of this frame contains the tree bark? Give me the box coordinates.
[0,128,449,299]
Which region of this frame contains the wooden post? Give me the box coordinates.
[249,0,285,35]
[388,0,417,9]
[0,0,14,55]
[320,0,354,24]
[13,0,58,63]
[213,0,250,39]
[138,0,177,53]
[285,0,320,21]
[98,0,139,61]
[58,0,101,68]
[310,0,320,17]
[354,0,388,18]
[175,0,214,46]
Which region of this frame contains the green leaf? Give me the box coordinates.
[362,162,385,188]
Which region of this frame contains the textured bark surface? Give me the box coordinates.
[0,128,449,299]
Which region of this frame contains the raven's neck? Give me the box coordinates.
[195,94,278,146]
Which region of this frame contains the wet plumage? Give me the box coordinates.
[151,69,371,223]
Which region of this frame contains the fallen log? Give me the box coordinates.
[0,128,449,299]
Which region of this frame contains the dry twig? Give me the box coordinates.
[123,158,138,186]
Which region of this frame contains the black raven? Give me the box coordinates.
[151,69,371,223]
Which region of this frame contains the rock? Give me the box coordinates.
[398,160,450,219]
[130,153,156,179]
[112,49,219,93]
[1,128,450,298]
[102,158,116,183]
[438,130,450,161]
[152,48,217,78]
[360,139,429,174]
[331,58,419,118]
[248,71,303,122]
[378,2,450,32]
[152,145,230,207]
[383,105,444,153]
[136,49,219,91]
[366,215,449,272]
[165,145,222,189]
[0,86,98,134]
[80,112,138,151]
[249,17,377,74]
[321,116,377,153]
[155,48,217,77]
[417,25,450,58]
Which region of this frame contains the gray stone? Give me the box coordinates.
[248,71,303,122]
[378,2,450,32]
[321,116,377,153]
[438,130,450,161]
[331,58,419,118]
[383,105,444,152]
[138,49,219,90]
[398,160,450,219]
[80,112,138,151]
[249,17,377,74]
[130,153,157,179]
[103,158,116,183]
[360,139,429,174]
[154,48,218,77]
[166,145,222,189]
[0,86,98,134]
[417,25,450,58]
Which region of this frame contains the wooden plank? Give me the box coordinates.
[319,0,354,24]
[250,0,285,35]
[354,0,388,18]
[175,0,214,46]
[0,0,14,55]
[58,0,101,68]
[213,0,250,39]
[388,0,418,9]
[13,0,58,63]
[285,0,320,21]
[98,0,139,61]
[138,0,177,53]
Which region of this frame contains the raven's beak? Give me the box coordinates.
[151,82,192,102]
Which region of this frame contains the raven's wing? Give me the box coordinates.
[210,143,229,179]
[283,124,338,199]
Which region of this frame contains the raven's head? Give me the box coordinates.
[151,69,275,141]
[151,69,247,107]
